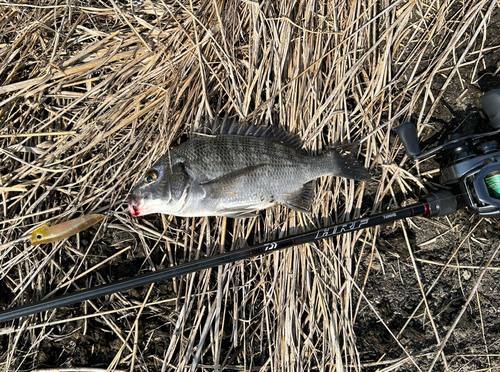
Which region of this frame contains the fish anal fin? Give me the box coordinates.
[282,181,315,214]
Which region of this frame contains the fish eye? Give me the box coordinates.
[36,233,42,240]
[144,170,158,184]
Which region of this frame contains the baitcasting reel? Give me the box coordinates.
[397,89,500,217]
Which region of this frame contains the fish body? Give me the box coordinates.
[127,118,370,218]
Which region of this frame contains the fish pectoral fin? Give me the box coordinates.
[282,181,315,214]
[216,206,260,219]
[200,164,268,199]
[201,164,268,187]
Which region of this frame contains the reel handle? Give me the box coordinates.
[396,122,421,158]
[482,89,500,129]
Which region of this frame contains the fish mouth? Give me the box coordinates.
[127,195,145,217]
[128,204,142,217]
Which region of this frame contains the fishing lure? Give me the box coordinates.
[31,214,105,246]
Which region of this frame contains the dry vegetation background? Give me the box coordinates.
[1,0,500,371]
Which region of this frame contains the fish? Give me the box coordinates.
[31,214,105,246]
[127,118,371,218]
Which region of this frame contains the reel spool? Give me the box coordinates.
[397,89,500,217]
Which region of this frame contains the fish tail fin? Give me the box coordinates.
[325,149,372,181]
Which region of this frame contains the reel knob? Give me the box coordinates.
[396,122,421,158]
[481,89,500,129]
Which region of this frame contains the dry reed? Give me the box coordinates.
[1,0,499,371]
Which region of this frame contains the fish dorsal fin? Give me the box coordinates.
[195,117,303,150]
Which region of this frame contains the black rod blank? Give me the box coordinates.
[0,203,431,324]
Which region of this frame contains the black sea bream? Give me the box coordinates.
[127,118,371,218]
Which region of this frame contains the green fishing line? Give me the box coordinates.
[485,173,500,198]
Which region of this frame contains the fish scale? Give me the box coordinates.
[127,119,371,218]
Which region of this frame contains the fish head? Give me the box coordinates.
[127,163,191,217]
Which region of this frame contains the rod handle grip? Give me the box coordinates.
[396,122,421,158]
[426,190,457,217]
[482,89,500,129]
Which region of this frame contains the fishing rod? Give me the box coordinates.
[0,89,499,324]
[0,194,456,323]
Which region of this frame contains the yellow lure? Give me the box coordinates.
[31,214,105,246]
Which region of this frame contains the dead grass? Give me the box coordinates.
[1,0,500,371]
